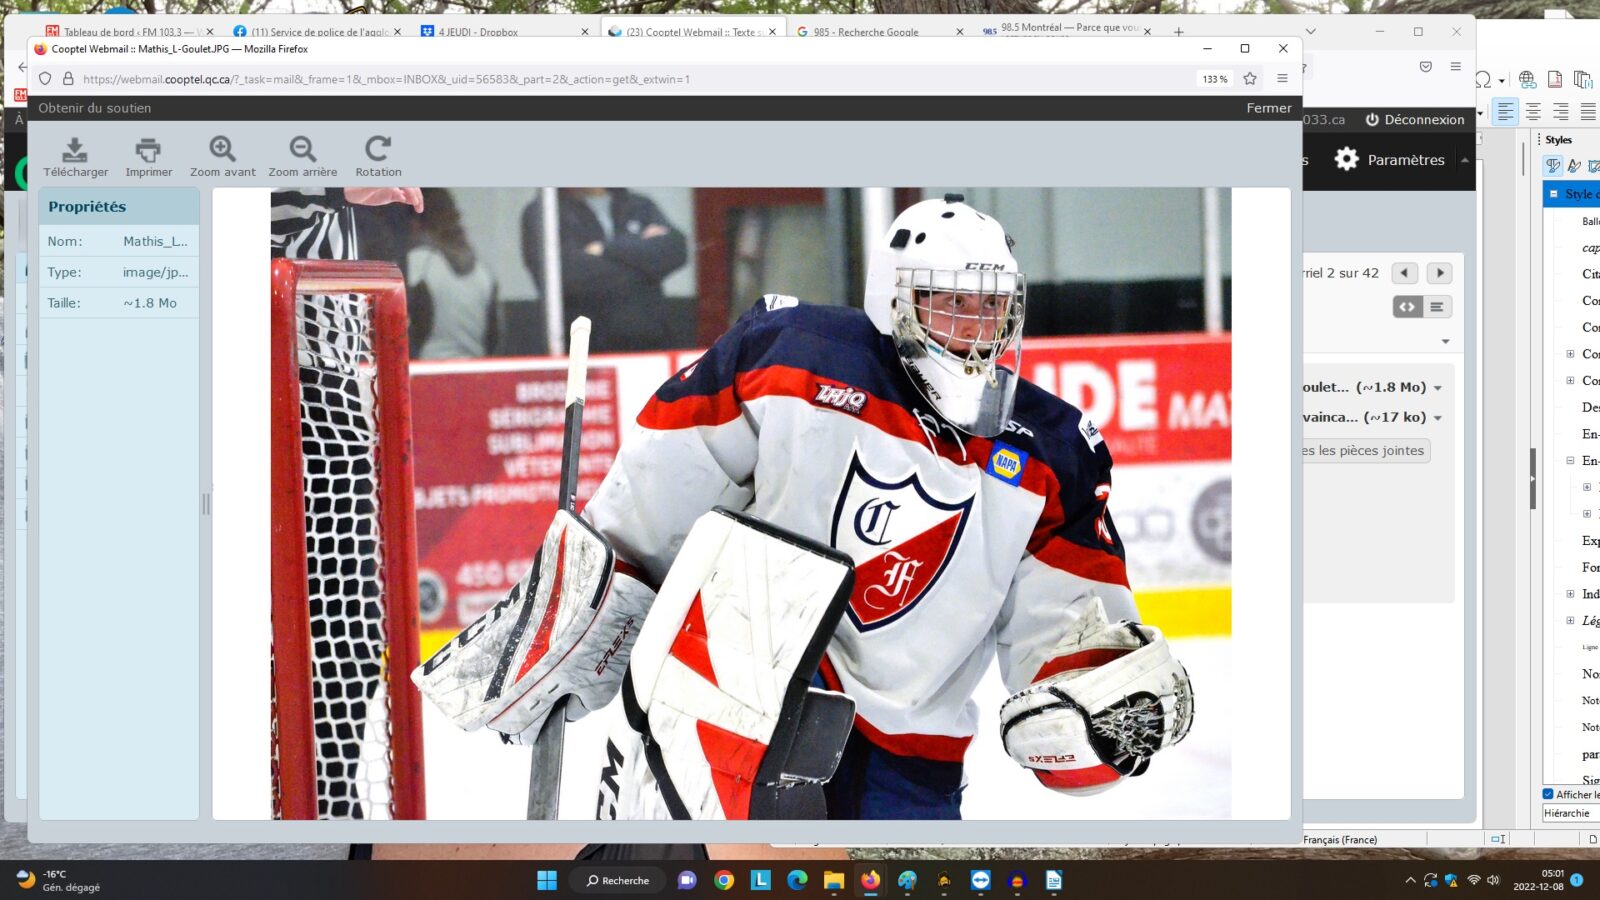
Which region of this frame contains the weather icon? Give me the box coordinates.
[16,870,36,889]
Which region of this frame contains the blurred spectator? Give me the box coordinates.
[271,187,424,260]
[404,189,499,359]
[520,188,687,353]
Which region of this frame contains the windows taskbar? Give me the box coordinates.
[1,858,1592,899]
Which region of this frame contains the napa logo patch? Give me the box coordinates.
[986,442,1028,486]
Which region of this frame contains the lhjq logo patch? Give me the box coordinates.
[986,442,1028,486]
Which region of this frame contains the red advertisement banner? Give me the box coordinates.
[409,365,620,631]
[1022,334,1232,465]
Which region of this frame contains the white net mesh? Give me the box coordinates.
[290,292,397,820]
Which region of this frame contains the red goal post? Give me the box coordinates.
[270,258,426,820]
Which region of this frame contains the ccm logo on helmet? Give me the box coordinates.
[965,262,1007,270]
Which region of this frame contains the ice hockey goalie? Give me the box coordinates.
[414,194,1194,819]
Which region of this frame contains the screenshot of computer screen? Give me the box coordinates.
[3,6,1600,895]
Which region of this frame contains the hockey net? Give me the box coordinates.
[270,259,426,820]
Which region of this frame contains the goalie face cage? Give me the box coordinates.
[270,258,426,820]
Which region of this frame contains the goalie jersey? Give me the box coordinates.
[582,298,1138,766]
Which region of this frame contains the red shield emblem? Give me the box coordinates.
[830,454,973,631]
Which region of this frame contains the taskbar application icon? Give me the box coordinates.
[854,863,885,896]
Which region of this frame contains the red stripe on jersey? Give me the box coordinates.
[670,593,719,687]
[636,384,741,430]
[818,654,842,690]
[695,719,765,820]
[851,712,974,763]
[739,365,962,463]
[514,526,567,683]
[818,655,972,763]
[1025,469,1068,556]
[1031,535,1131,589]
[1031,647,1131,684]
[1034,764,1122,791]
[641,364,1055,499]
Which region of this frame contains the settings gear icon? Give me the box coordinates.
[1334,146,1360,171]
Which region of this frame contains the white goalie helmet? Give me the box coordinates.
[864,194,1026,438]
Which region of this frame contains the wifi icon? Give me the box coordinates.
[1468,875,1482,886]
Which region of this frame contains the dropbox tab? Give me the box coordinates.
[34,187,199,820]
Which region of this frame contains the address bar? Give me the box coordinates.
[40,62,1281,97]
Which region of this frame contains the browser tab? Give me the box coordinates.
[599,15,784,39]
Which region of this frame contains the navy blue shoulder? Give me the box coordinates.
[736,296,882,349]
[654,297,906,406]
[734,298,912,397]
[1003,379,1114,492]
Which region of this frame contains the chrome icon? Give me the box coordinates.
[714,870,736,891]
[786,870,808,890]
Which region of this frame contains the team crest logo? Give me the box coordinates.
[830,453,974,631]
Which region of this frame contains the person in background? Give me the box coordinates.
[404,188,499,359]
[271,187,424,260]
[519,187,688,353]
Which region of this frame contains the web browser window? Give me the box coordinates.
[3,19,1299,844]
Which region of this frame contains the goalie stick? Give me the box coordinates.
[526,316,592,820]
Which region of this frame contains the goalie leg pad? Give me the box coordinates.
[613,507,857,819]
[999,598,1194,796]
[596,718,675,821]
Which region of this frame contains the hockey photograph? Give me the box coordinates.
[225,185,1271,826]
